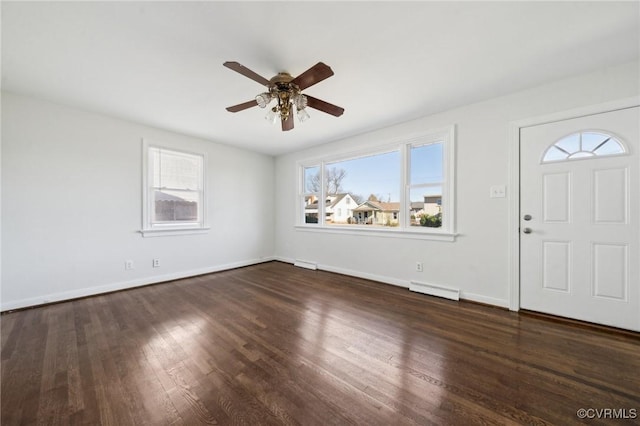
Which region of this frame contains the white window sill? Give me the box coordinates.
[294,225,457,241]
[140,227,210,238]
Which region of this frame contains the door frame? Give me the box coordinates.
[507,96,639,311]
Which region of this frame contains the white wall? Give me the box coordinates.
[3,61,638,312]
[1,92,275,310]
[274,61,640,308]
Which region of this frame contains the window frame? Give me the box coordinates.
[141,139,209,237]
[296,125,456,241]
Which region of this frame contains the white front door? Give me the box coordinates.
[520,106,639,331]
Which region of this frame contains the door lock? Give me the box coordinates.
[523,214,532,221]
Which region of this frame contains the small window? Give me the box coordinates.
[142,142,207,236]
[542,131,625,163]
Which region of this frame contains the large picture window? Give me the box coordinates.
[142,141,207,236]
[298,126,455,239]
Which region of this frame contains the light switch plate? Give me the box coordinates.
[490,185,506,198]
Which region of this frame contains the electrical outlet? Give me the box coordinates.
[152,258,160,268]
[125,260,134,270]
[416,262,423,272]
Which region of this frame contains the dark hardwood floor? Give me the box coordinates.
[2,261,639,425]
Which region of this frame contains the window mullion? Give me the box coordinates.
[400,143,409,230]
[319,162,326,225]
[444,127,455,233]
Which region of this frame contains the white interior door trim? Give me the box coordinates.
[507,96,640,312]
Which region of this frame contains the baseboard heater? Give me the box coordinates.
[410,281,460,301]
[294,259,318,270]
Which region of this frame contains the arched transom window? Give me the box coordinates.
[542,131,626,163]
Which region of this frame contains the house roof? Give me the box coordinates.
[328,193,350,208]
[410,197,442,210]
[353,201,400,212]
[305,193,352,210]
[155,190,186,202]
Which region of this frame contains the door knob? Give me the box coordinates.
[523,228,532,234]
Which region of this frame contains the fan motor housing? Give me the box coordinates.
[269,72,294,85]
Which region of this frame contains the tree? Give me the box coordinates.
[306,167,347,195]
[326,167,347,194]
[306,172,321,193]
[419,213,442,228]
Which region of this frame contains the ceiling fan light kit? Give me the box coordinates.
[224,61,344,132]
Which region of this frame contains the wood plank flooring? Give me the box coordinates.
[2,261,639,425]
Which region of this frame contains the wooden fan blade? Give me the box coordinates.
[306,96,344,117]
[226,99,258,112]
[223,61,270,86]
[291,62,334,90]
[281,113,294,131]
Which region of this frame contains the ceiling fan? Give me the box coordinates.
[224,61,345,132]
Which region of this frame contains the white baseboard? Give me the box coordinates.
[2,255,510,312]
[1,256,275,312]
[273,255,294,264]
[410,281,460,301]
[459,291,509,308]
[273,256,509,308]
[317,264,409,288]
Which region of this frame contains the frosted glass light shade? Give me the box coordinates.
[294,94,308,110]
[265,107,278,124]
[256,92,272,108]
[297,108,310,122]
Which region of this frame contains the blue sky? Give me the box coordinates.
[326,143,443,202]
[329,151,401,202]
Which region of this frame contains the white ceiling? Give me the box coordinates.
[2,1,639,155]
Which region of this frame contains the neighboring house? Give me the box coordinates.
[352,201,400,225]
[155,190,197,221]
[410,195,442,224]
[304,195,319,223]
[326,193,356,223]
[304,193,357,224]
